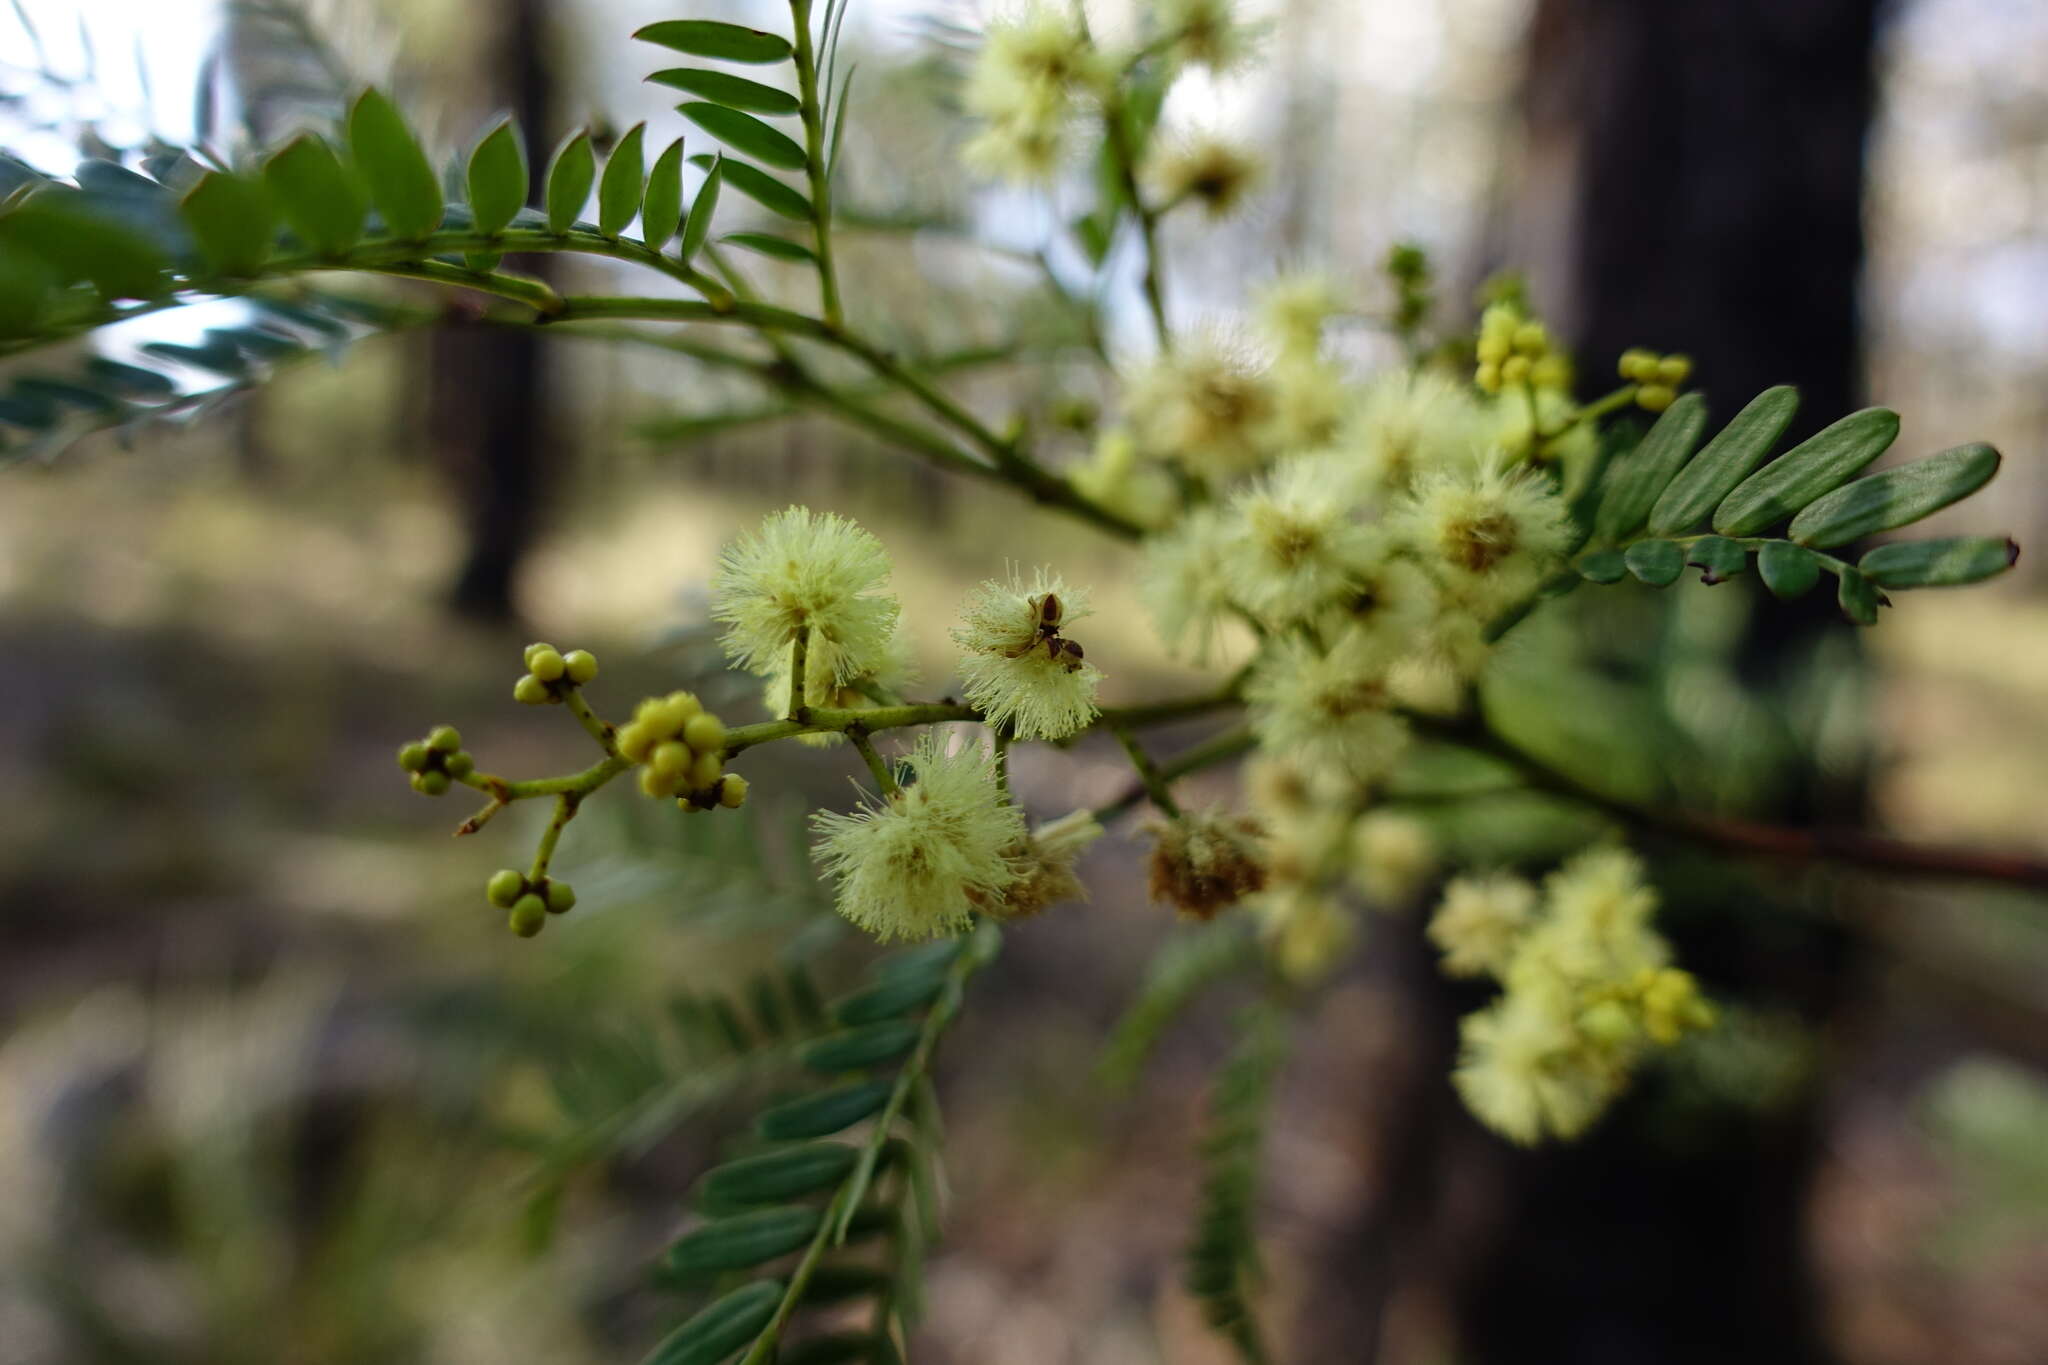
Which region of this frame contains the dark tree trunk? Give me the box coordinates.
[434,0,556,623]
[1460,4,1878,1362]
[1300,3,1882,1361]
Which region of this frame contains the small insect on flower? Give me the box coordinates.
[952,568,1103,741]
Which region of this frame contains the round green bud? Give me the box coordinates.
[1656,354,1692,385]
[427,725,462,754]
[651,740,691,780]
[639,767,673,799]
[1636,383,1675,413]
[677,795,706,813]
[543,880,576,914]
[1529,355,1572,391]
[655,691,702,734]
[1499,355,1532,385]
[563,649,598,685]
[1577,1000,1636,1047]
[1474,361,1502,393]
[509,895,547,937]
[1511,321,1548,355]
[486,868,526,908]
[688,750,723,792]
[718,774,749,809]
[1475,334,1510,365]
[523,641,556,668]
[528,647,566,682]
[1617,348,1655,382]
[682,713,727,755]
[417,770,451,797]
[617,720,655,763]
[398,742,431,773]
[513,673,552,705]
[444,751,475,780]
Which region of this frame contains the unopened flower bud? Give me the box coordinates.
[444,751,474,780]
[718,774,749,809]
[682,712,726,755]
[513,673,551,705]
[415,770,451,797]
[509,895,547,937]
[486,868,525,908]
[688,750,723,791]
[427,725,462,753]
[651,741,691,781]
[1655,354,1692,385]
[1637,383,1676,413]
[563,649,599,684]
[528,647,566,682]
[543,879,576,914]
[397,742,431,773]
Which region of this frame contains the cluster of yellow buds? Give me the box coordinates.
[1475,305,1571,394]
[618,690,748,812]
[1577,966,1717,1049]
[1617,348,1692,413]
[512,641,599,705]
[485,867,575,938]
[396,725,473,796]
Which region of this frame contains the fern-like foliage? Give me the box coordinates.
[1185,1005,1290,1365]
[1098,917,1257,1089]
[1569,387,2019,620]
[639,922,998,1365]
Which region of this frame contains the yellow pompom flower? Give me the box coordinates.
[1254,271,1345,358]
[1224,456,1390,628]
[1244,625,1411,782]
[951,567,1103,741]
[1158,0,1263,73]
[1351,811,1438,906]
[1427,870,1539,978]
[811,733,1026,941]
[1139,506,1242,662]
[1396,456,1574,615]
[1330,370,1493,497]
[711,506,901,687]
[1124,331,1283,481]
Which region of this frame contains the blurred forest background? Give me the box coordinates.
[2,1,2046,1362]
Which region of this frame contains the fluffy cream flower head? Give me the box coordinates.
[711,507,901,686]
[1139,506,1240,662]
[1397,455,1574,614]
[1254,271,1345,357]
[1158,0,1264,73]
[811,733,1026,941]
[1428,870,1539,978]
[1225,456,1390,628]
[1145,132,1263,218]
[1124,332,1283,481]
[1245,625,1412,783]
[951,567,1103,740]
[1335,369,1494,495]
[960,3,1102,184]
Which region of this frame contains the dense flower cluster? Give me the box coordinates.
[1433,849,1716,1143]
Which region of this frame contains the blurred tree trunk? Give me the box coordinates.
[1470,3,1877,1363]
[1301,3,1882,1362]
[433,0,556,622]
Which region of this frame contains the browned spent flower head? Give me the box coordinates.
[1146,810,1268,919]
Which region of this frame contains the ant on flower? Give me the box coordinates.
[1004,593,1088,672]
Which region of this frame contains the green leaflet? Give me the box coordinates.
[263,135,364,256]
[1575,548,1628,584]
[755,1080,892,1140]
[687,152,810,220]
[1594,391,1709,542]
[1756,540,1821,599]
[640,1280,784,1365]
[800,1019,921,1073]
[834,974,943,1026]
[346,89,442,241]
[1713,406,1899,536]
[466,119,528,237]
[543,130,596,234]
[634,19,794,64]
[180,172,274,276]
[680,154,721,262]
[1787,442,2000,548]
[1622,539,1684,586]
[722,230,816,263]
[664,1206,821,1276]
[1685,535,1748,584]
[1837,568,1885,625]
[0,189,174,300]
[1860,536,2019,589]
[1647,385,1799,535]
[599,122,647,238]
[649,68,801,115]
[642,138,685,250]
[679,102,807,171]
[695,1142,858,1212]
